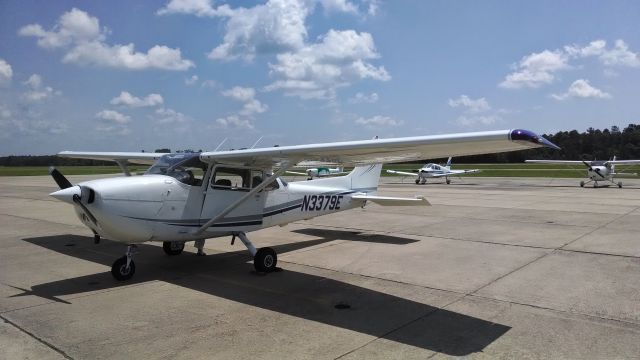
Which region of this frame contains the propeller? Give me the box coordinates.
[49,166,72,189]
[581,160,593,170]
[49,166,98,226]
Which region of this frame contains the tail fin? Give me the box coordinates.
[347,164,382,191]
[446,157,452,167]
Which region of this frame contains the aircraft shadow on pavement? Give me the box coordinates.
[20,234,509,356]
[292,228,420,245]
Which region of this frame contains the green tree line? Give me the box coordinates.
[1,125,639,166]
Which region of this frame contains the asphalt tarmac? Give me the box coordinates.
[1,175,639,359]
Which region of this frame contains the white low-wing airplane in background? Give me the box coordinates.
[49,129,558,280]
[386,157,480,184]
[525,156,640,188]
[286,165,346,180]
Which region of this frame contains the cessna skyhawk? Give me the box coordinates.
[49,129,558,281]
[386,157,480,184]
[525,156,640,188]
[287,166,346,180]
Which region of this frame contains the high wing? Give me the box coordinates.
[58,151,165,165]
[525,160,586,165]
[431,169,480,177]
[285,171,309,176]
[608,160,640,165]
[201,129,559,167]
[385,170,419,177]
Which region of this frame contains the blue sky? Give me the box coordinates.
[1,0,639,155]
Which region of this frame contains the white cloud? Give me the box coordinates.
[318,0,359,14]
[502,39,640,90]
[96,109,131,124]
[564,40,606,58]
[448,95,490,113]
[218,86,268,129]
[455,115,500,127]
[364,0,380,16]
[222,86,256,102]
[20,8,194,71]
[551,79,611,100]
[0,59,13,86]
[18,8,104,49]
[266,29,390,99]
[110,91,164,107]
[201,79,217,88]
[500,50,569,89]
[349,92,378,104]
[599,39,640,67]
[157,0,219,17]
[355,115,401,127]
[22,74,60,102]
[185,75,199,85]
[208,0,310,61]
[216,115,254,130]
[161,0,387,99]
[153,107,188,124]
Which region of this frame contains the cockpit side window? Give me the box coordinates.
[145,153,207,186]
[212,167,251,191]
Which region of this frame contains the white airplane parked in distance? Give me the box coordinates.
[525,156,640,188]
[49,129,558,281]
[386,157,480,184]
[286,166,346,180]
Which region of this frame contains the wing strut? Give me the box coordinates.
[194,162,292,235]
[116,160,131,176]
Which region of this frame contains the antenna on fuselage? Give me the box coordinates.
[250,136,264,149]
[214,138,228,151]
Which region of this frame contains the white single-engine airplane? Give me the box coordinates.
[386,157,480,184]
[49,129,558,281]
[525,156,640,188]
[287,166,346,180]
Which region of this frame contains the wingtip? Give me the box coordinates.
[510,129,561,150]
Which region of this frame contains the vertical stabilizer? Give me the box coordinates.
[347,164,382,191]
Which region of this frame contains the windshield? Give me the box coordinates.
[145,153,208,186]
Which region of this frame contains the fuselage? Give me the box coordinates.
[587,165,612,180]
[51,171,368,245]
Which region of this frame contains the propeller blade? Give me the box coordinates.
[581,160,593,170]
[49,166,72,189]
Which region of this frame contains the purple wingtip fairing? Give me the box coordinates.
[510,129,561,150]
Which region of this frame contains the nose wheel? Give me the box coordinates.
[111,245,137,281]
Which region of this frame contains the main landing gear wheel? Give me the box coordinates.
[415,179,420,184]
[111,256,135,281]
[580,181,585,187]
[618,181,623,188]
[254,247,277,273]
[163,241,185,256]
[446,179,451,184]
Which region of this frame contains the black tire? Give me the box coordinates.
[415,179,420,184]
[618,182,623,188]
[163,241,185,256]
[580,181,585,187]
[254,247,277,273]
[446,179,451,184]
[111,256,135,281]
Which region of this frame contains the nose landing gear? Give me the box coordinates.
[111,245,137,281]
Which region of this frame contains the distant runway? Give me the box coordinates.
[1,175,639,359]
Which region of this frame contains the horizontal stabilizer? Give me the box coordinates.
[386,169,419,177]
[351,194,430,206]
